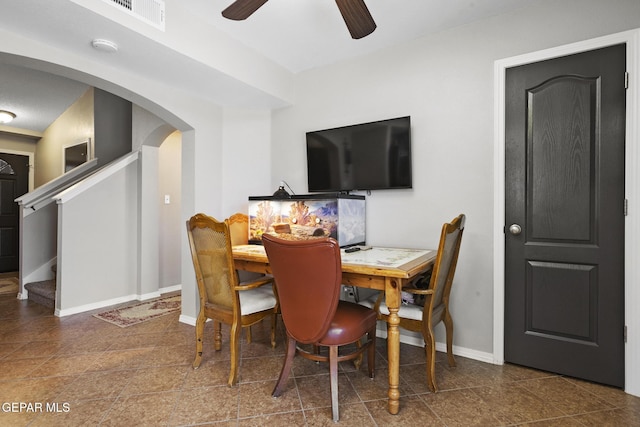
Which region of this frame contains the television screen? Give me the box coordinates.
[306,116,412,193]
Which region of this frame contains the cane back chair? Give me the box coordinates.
[364,214,465,392]
[187,213,278,386]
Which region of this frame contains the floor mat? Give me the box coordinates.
[93,294,180,327]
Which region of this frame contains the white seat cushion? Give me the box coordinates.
[379,301,423,321]
[359,295,423,321]
[239,284,277,315]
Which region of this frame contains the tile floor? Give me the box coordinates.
[1,291,640,426]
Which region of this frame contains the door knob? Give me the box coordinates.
[509,224,522,235]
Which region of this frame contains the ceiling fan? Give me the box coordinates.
[221,0,377,39]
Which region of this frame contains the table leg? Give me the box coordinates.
[385,278,401,415]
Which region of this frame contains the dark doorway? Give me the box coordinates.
[64,141,89,172]
[0,152,30,273]
[504,44,626,387]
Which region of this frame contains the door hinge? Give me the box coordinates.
[624,199,629,216]
[624,325,628,343]
[625,72,629,89]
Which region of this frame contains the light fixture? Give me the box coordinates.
[272,181,292,199]
[91,38,118,53]
[0,110,16,124]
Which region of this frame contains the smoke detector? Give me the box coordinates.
[91,39,119,53]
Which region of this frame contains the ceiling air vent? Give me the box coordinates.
[103,0,165,31]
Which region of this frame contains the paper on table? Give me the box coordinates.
[341,247,431,268]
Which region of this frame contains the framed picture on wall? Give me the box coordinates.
[63,139,91,173]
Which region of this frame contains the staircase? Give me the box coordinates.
[24,265,56,309]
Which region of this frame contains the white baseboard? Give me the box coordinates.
[56,293,139,317]
[179,314,197,326]
[138,291,162,301]
[174,316,497,366]
[160,284,181,294]
[55,284,183,317]
[374,324,497,365]
[140,284,182,301]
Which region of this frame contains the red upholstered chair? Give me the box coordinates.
[262,233,376,422]
[187,213,278,386]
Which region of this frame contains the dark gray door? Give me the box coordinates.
[0,153,29,273]
[504,44,626,387]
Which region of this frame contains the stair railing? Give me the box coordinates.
[16,158,99,216]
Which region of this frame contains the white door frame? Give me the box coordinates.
[493,29,640,397]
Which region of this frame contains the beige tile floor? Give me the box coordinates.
[1,291,640,426]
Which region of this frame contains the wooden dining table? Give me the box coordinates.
[232,243,436,415]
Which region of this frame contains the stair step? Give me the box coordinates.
[24,280,56,308]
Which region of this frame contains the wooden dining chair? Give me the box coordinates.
[262,233,377,422]
[186,213,278,386]
[227,211,273,344]
[228,212,250,246]
[362,214,465,392]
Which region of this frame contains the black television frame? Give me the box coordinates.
[305,116,412,193]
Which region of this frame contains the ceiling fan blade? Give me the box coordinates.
[222,0,269,20]
[335,0,377,39]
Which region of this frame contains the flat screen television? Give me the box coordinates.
[306,116,412,193]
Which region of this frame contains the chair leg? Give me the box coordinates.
[424,328,438,392]
[273,336,296,397]
[214,321,222,351]
[246,326,252,344]
[228,322,241,386]
[353,339,362,370]
[329,345,340,422]
[270,313,277,348]
[444,310,456,367]
[192,312,205,369]
[367,328,376,379]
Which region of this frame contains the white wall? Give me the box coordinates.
[159,131,182,288]
[138,144,160,298]
[271,0,640,356]
[3,0,640,386]
[221,108,273,216]
[57,159,139,313]
[21,202,57,284]
[0,39,231,321]
[35,87,93,187]
[181,106,225,320]
[0,134,37,159]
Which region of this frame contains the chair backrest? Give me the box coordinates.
[228,212,249,246]
[262,233,342,344]
[426,214,466,316]
[187,213,238,310]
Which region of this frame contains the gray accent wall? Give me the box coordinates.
[94,87,132,165]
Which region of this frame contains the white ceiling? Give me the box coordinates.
[0,64,89,134]
[189,0,535,73]
[0,0,538,134]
